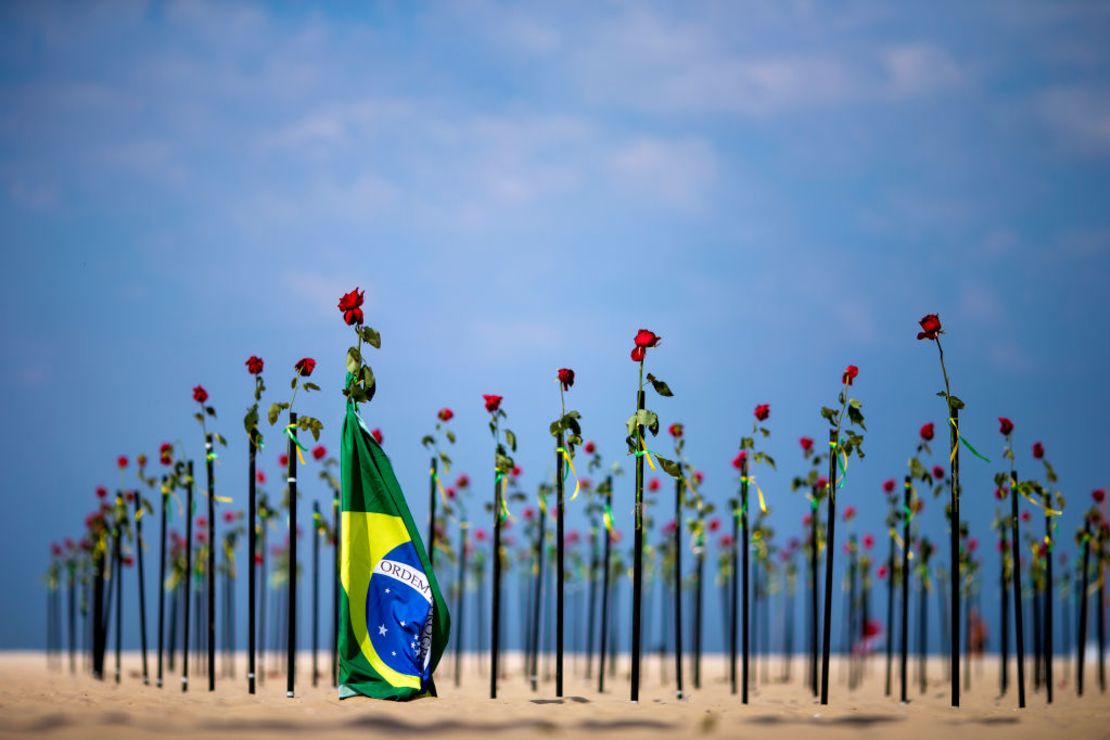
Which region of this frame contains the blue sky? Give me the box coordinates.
[1,1,1108,654]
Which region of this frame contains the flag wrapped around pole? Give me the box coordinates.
[338,402,450,700]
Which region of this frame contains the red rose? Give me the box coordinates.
[968,538,978,552]
[994,487,1007,501]
[708,517,721,533]
[1032,441,1044,459]
[633,329,661,348]
[584,441,596,454]
[474,528,488,543]
[668,422,683,438]
[863,533,874,550]
[998,417,1014,436]
[877,565,889,579]
[842,364,859,386]
[338,288,365,326]
[245,355,264,375]
[482,394,502,413]
[732,450,747,470]
[883,479,896,493]
[817,476,829,492]
[917,313,942,341]
[456,474,470,489]
[193,385,208,404]
[96,486,107,499]
[557,368,575,391]
[196,532,206,544]
[438,407,454,422]
[279,453,289,467]
[196,516,207,528]
[123,555,134,567]
[1094,489,1106,504]
[919,422,934,441]
[254,553,263,565]
[51,543,62,557]
[117,455,129,469]
[522,507,535,521]
[863,620,882,638]
[843,506,856,522]
[720,534,735,549]
[802,514,812,527]
[511,465,522,478]
[566,530,580,545]
[294,357,316,377]
[446,487,456,500]
[662,520,676,535]
[371,428,383,444]
[630,346,645,362]
[223,510,236,524]
[648,477,661,492]
[312,445,327,461]
[754,403,770,421]
[799,436,814,453]
[125,491,135,503]
[256,470,267,484]
[694,471,704,485]
[932,465,945,481]
[1020,510,1031,523]
[136,454,147,468]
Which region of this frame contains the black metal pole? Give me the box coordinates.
[885,528,894,696]
[1099,561,1106,693]
[205,434,216,692]
[1078,520,1091,696]
[1010,470,1026,707]
[674,477,684,699]
[428,457,437,570]
[287,412,298,698]
[729,497,738,695]
[741,458,750,704]
[1001,530,1009,696]
[598,476,612,694]
[157,477,167,688]
[313,499,320,687]
[258,512,267,687]
[114,502,123,684]
[491,466,502,698]
[135,492,150,685]
[454,519,466,688]
[695,548,704,692]
[248,440,256,694]
[901,476,910,703]
[820,430,837,705]
[332,491,340,689]
[949,407,961,707]
[1045,501,1054,703]
[556,432,565,698]
[586,525,598,681]
[68,563,76,674]
[630,388,645,703]
[529,503,545,691]
[810,487,819,697]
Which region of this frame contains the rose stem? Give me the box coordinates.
[630,387,645,703]
[135,491,150,684]
[598,475,612,693]
[673,475,684,699]
[182,461,193,692]
[248,439,256,693]
[556,430,565,697]
[206,433,216,692]
[428,457,437,570]
[1010,468,1026,706]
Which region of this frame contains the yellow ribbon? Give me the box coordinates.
[829,440,848,489]
[741,475,767,514]
[602,503,614,534]
[1017,485,1063,517]
[430,468,449,506]
[496,472,511,521]
[556,447,581,502]
[637,435,656,471]
[284,424,307,465]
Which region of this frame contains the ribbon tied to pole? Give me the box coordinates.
[556,446,581,502]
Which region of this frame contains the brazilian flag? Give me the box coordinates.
[338,403,450,700]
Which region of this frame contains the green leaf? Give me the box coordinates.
[359,364,375,388]
[645,373,674,398]
[346,346,362,375]
[654,454,683,479]
[505,429,517,452]
[303,382,320,392]
[847,404,866,430]
[820,406,838,423]
[948,395,966,411]
[421,435,435,448]
[359,326,382,349]
[205,406,217,418]
[446,430,456,444]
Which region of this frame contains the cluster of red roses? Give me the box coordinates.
[630,328,660,362]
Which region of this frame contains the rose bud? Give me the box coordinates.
[125,491,135,502]
[193,385,209,404]
[294,357,316,377]
[446,487,456,499]
[312,445,327,461]
[633,329,661,348]
[648,477,661,492]
[843,506,856,522]
[863,533,874,550]
[994,487,1007,500]
[1094,489,1106,504]
[1020,510,1031,523]
[669,422,683,438]
[630,346,645,362]
[438,407,454,422]
[998,417,1014,436]
[223,511,236,523]
[708,518,721,533]
[919,422,934,441]
[799,436,814,453]
[661,520,676,535]
[279,453,289,467]
[916,313,942,341]
[842,364,859,386]
[863,620,882,638]
[245,355,264,375]
[1032,441,1044,459]
[256,470,267,484]
[482,394,503,413]
[877,565,889,579]
[584,441,596,454]
[883,479,896,493]
[816,476,829,492]
[456,474,470,489]
[96,486,107,499]
[932,465,945,481]
[196,516,208,528]
[694,471,704,485]
[732,451,748,470]
[371,428,383,444]
[557,368,575,391]
[117,455,129,469]
[754,403,770,421]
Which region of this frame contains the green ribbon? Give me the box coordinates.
[949,417,991,463]
[830,440,847,489]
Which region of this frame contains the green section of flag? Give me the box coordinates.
[338,403,450,700]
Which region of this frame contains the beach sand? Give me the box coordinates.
[1,651,1107,739]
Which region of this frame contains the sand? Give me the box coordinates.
[0,651,1107,739]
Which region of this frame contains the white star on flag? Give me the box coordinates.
[378,624,388,636]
